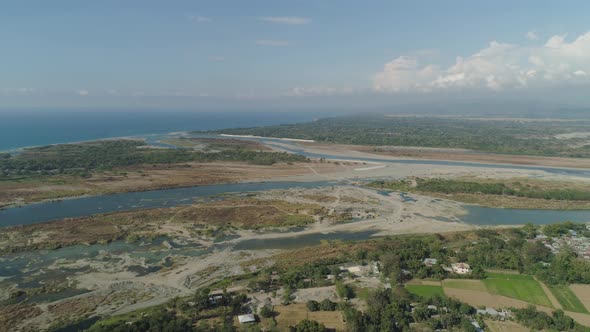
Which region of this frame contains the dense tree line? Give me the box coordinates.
[212,115,590,157]
[0,140,308,177]
[342,287,478,331]
[513,305,587,331]
[372,178,590,202]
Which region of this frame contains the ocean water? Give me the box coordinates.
[0,109,320,151]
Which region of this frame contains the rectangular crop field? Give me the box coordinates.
[406,284,445,298]
[442,279,487,292]
[548,285,589,313]
[482,272,553,307]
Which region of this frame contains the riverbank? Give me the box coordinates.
[301,141,590,170]
[0,160,358,209]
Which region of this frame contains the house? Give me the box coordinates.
[423,258,438,267]
[476,307,499,317]
[209,294,224,305]
[451,263,471,274]
[238,314,256,324]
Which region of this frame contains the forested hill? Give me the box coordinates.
[210,115,590,157]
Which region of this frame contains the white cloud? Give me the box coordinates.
[255,40,290,46]
[284,86,354,97]
[188,15,212,23]
[259,16,311,25]
[374,31,590,93]
[0,87,37,96]
[77,89,89,96]
[526,30,538,41]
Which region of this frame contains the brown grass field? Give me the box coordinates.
[273,303,346,331]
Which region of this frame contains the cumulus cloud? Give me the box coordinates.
[259,16,311,25]
[374,31,590,93]
[526,30,538,41]
[255,39,290,46]
[0,88,37,96]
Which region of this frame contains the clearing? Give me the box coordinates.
[271,303,345,331]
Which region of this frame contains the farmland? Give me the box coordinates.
[549,285,590,313]
[405,284,445,298]
[482,273,553,307]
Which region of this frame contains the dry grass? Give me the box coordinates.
[0,160,355,208]
[271,241,379,270]
[273,303,346,331]
[569,284,590,313]
[485,320,529,332]
[0,303,43,332]
[176,198,328,229]
[434,192,590,210]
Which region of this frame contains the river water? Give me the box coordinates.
[2,178,590,227]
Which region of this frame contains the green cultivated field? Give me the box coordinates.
[482,273,553,307]
[406,285,445,298]
[548,285,589,313]
[442,279,487,292]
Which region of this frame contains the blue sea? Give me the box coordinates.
[0,109,323,151]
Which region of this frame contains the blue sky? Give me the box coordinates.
[2,0,590,109]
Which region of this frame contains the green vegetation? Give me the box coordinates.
[548,285,589,313]
[371,178,590,202]
[294,319,326,332]
[0,140,308,177]
[405,284,445,298]
[342,287,478,331]
[211,115,590,157]
[442,280,487,291]
[482,272,553,307]
[513,306,585,331]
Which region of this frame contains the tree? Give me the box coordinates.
[335,281,353,299]
[294,319,326,332]
[306,300,319,312]
[552,310,574,331]
[259,304,274,318]
[319,299,336,311]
